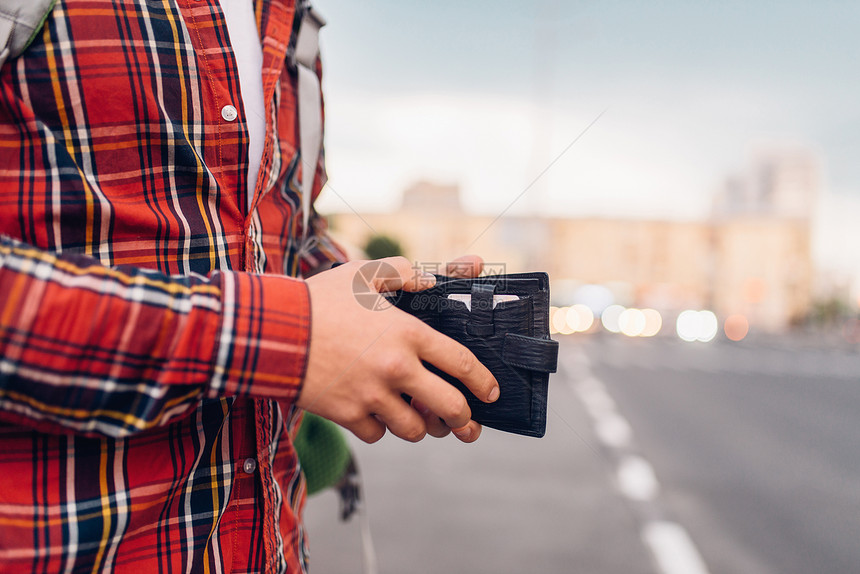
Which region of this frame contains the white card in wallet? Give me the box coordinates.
[447,293,519,311]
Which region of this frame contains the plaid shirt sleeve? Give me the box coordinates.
[0,234,310,438]
[300,210,349,275]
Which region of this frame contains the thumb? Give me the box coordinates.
[445,255,484,279]
[359,257,436,293]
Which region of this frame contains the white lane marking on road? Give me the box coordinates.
[595,412,632,449]
[576,377,617,419]
[567,347,712,574]
[642,521,710,574]
[616,456,659,502]
[577,377,632,448]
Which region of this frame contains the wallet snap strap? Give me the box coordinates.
[502,333,559,373]
[466,283,495,336]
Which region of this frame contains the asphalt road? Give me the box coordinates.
[304,335,860,574]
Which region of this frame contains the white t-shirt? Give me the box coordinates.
[219,0,266,210]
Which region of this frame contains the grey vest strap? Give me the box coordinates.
[293,4,325,244]
[0,0,56,69]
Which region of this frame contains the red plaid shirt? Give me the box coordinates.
[0,0,345,572]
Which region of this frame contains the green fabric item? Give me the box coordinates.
[294,413,351,496]
[24,0,58,52]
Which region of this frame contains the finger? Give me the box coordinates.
[414,329,499,404]
[360,257,435,293]
[348,416,387,444]
[401,368,473,429]
[451,421,483,443]
[411,397,451,438]
[445,255,484,279]
[373,395,428,442]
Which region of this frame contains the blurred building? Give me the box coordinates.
[329,151,818,332]
[713,149,819,219]
[711,218,812,332]
[710,149,818,329]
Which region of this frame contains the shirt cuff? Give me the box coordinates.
[208,271,311,402]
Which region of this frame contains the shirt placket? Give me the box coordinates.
[173,1,292,571]
[244,0,297,274]
[250,4,300,573]
[176,0,249,247]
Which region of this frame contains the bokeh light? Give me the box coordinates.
[549,306,560,335]
[571,304,595,332]
[564,306,580,332]
[677,309,719,342]
[724,314,749,341]
[619,308,646,337]
[551,306,576,335]
[676,310,700,342]
[551,304,597,335]
[640,308,663,337]
[699,311,719,342]
[601,304,625,333]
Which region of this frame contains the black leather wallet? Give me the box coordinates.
[390,272,558,438]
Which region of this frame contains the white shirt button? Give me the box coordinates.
[242,458,257,474]
[221,105,239,122]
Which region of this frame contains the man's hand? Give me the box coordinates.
[301,255,498,444]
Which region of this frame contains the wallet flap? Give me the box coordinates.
[503,333,559,373]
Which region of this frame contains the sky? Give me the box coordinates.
[312,0,860,282]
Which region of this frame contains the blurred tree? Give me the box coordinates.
[809,296,852,327]
[364,234,404,260]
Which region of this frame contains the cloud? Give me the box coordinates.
[321,88,741,219]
